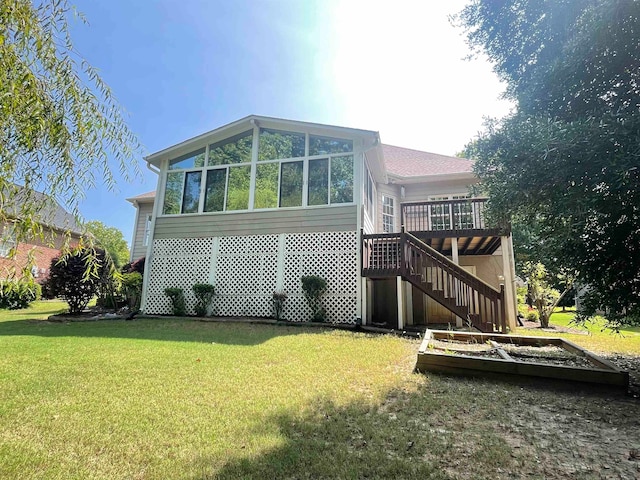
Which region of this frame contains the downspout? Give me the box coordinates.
[140,158,162,313]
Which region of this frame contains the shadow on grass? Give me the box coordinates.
[204,371,638,479]
[0,317,322,346]
[204,382,516,480]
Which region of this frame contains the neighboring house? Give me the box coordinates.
[129,115,517,332]
[0,188,83,282]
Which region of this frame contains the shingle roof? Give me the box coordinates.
[126,190,156,202]
[381,144,474,178]
[2,186,82,235]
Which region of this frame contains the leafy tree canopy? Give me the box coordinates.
[0,0,141,251]
[85,221,130,268]
[456,0,640,327]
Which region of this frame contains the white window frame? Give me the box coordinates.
[160,129,356,216]
[142,215,152,246]
[381,195,395,233]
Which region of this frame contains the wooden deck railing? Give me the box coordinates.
[362,229,507,333]
[401,198,488,232]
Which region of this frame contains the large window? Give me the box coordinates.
[382,196,395,233]
[162,128,355,215]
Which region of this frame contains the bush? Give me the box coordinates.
[45,248,111,314]
[164,287,186,316]
[192,283,215,317]
[301,275,327,322]
[122,272,143,310]
[0,279,41,310]
[526,310,539,322]
[272,291,287,320]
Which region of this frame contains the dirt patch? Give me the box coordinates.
[519,319,590,335]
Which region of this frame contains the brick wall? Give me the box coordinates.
[0,230,81,282]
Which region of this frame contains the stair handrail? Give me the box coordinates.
[402,229,502,296]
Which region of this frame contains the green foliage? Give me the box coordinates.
[0,278,41,310]
[45,248,111,314]
[121,272,142,311]
[0,0,141,255]
[301,275,327,322]
[457,0,640,326]
[192,284,215,317]
[272,291,287,320]
[522,262,565,328]
[164,287,186,316]
[85,221,130,269]
[526,310,539,323]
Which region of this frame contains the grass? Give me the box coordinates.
[1,302,639,479]
[0,299,68,322]
[515,308,640,356]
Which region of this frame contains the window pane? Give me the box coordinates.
[163,172,184,214]
[308,158,328,206]
[208,130,253,166]
[181,171,202,214]
[279,161,303,207]
[309,135,353,156]
[226,165,251,210]
[254,163,279,209]
[330,155,353,204]
[204,169,226,212]
[382,196,394,233]
[258,129,305,161]
[168,148,206,170]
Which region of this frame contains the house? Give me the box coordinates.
[129,115,517,332]
[0,187,83,282]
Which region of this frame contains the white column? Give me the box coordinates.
[451,237,463,327]
[501,236,517,329]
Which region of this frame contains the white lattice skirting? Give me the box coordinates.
[145,231,359,323]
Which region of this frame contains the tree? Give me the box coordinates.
[45,248,112,314]
[522,262,574,328]
[0,0,140,258]
[85,221,129,268]
[456,0,640,328]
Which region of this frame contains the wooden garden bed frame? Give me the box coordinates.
[417,330,629,388]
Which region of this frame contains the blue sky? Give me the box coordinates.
[69,0,511,248]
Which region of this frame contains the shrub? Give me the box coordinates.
[272,291,287,320]
[301,275,327,322]
[192,283,215,317]
[45,248,111,314]
[526,310,539,322]
[164,287,186,316]
[121,272,143,310]
[0,279,41,310]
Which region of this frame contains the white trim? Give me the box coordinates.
[276,234,285,292]
[396,276,404,329]
[129,201,140,262]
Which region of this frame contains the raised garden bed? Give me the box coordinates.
[417,330,629,389]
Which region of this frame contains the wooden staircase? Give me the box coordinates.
[362,229,507,333]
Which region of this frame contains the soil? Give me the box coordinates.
[519,319,590,335]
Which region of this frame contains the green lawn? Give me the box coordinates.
[1,302,639,479]
[515,308,640,356]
